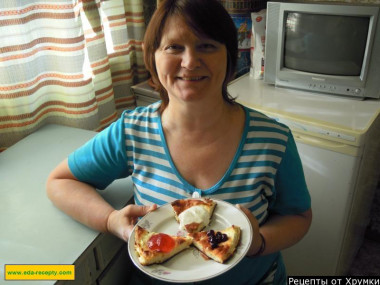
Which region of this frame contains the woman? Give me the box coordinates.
[47,0,312,283]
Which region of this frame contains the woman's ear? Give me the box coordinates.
[141,43,144,52]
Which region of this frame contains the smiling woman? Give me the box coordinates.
[46,1,311,284]
[143,0,238,110]
[154,16,228,105]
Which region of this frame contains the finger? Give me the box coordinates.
[236,204,251,216]
[124,204,157,217]
[149,204,158,212]
[236,204,260,228]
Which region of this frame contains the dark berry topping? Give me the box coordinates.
[207,230,228,249]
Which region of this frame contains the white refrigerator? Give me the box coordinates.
[228,74,380,275]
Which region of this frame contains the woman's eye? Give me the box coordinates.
[199,43,217,51]
[165,45,183,52]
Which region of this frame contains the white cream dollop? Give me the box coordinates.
[178,205,209,231]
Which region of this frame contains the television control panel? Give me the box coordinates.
[276,79,364,98]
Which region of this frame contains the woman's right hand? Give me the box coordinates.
[47,158,157,241]
[106,204,157,242]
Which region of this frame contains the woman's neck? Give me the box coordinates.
[161,97,234,134]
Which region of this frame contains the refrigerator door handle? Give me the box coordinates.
[293,133,360,157]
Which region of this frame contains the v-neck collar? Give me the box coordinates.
[156,104,249,197]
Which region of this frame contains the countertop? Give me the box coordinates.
[0,124,134,284]
[229,74,380,132]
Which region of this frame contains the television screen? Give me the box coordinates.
[284,12,370,76]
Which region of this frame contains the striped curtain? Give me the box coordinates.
[0,0,150,152]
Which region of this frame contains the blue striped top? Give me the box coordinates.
[68,101,310,284]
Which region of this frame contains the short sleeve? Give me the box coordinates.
[68,113,129,190]
[270,131,311,215]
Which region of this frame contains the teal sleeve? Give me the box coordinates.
[68,113,129,190]
[270,131,311,215]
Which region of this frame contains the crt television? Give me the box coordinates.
[264,1,380,99]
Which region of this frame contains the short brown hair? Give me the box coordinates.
[143,0,238,110]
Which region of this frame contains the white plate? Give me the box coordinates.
[128,199,253,283]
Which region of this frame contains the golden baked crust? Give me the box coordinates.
[171,198,217,233]
[134,226,193,266]
[171,198,216,216]
[188,225,241,263]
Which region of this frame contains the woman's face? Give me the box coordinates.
[154,16,227,105]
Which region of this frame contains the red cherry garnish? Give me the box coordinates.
[147,233,175,253]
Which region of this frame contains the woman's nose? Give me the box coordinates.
[181,48,200,70]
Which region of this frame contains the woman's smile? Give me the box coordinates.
[177,76,207,81]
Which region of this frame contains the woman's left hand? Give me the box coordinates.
[236,205,312,257]
[236,204,264,256]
